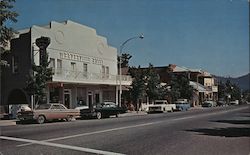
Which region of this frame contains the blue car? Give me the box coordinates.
[175,101,191,111]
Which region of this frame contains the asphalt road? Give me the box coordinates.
[1,105,250,155]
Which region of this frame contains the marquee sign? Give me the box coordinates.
[59,52,103,65]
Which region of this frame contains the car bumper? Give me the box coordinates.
[17,115,35,121]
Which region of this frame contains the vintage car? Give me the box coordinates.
[202,101,217,107]
[17,103,80,124]
[147,100,176,113]
[174,99,191,111]
[80,102,127,119]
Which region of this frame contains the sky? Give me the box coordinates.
[7,0,249,77]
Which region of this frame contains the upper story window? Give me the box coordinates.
[49,58,55,68]
[57,59,62,74]
[102,65,105,78]
[106,66,109,78]
[102,65,109,79]
[12,56,18,74]
[49,58,55,73]
[71,62,76,71]
[83,63,88,77]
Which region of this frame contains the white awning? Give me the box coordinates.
[189,81,208,92]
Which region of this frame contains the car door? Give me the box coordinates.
[50,104,61,119]
[59,104,68,119]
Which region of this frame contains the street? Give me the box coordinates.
[0,105,250,155]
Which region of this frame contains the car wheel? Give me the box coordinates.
[37,115,46,124]
[96,112,102,119]
[67,115,74,121]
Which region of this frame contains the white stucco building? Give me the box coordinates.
[1,20,131,113]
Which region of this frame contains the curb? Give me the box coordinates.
[119,111,147,117]
[0,120,17,127]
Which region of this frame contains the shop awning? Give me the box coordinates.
[189,81,208,92]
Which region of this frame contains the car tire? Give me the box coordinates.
[96,112,102,119]
[37,115,46,124]
[67,115,74,121]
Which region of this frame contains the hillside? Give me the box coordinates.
[216,73,250,91]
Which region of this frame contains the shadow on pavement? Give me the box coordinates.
[186,127,250,137]
[213,119,250,125]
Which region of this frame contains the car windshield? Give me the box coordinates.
[175,102,188,104]
[36,104,51,109]
[154,101,165,104]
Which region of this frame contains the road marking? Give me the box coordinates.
[17,106,247,147]
[17,121,161,147]
[0,136,125,155]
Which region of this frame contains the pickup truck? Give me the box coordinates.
[147,100,176,113]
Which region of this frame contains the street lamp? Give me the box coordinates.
[118,34,144,107]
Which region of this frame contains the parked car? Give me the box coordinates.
[147,100,176,113]
[17,103,80,124]
[230,100,239,105]
[174,100,191,111]
[80,102,127,119]
[217,100,227,106]
[202,101,216,107]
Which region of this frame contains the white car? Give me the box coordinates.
[147,100,176,113]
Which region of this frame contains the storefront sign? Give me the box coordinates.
[59,52,103,65]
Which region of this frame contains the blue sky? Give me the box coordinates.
[8,0,249,77]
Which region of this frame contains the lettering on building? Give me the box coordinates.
[59,52,103,65]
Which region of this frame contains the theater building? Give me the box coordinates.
[1,20,131,114]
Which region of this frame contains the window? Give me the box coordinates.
[71,62,76,71]
[12,56,18,73]
[105,66,109,78]
[83,63,88,77]
[102,65,109,79]
[49,58,55,73]
[57,59,62,74]
[102,65,105,78]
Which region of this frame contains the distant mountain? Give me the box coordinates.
[216,73,250,91]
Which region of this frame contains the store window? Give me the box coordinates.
[77,87,87,107]
[50,87,60,103]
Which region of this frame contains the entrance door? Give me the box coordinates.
[88,92,93,109]
[64,89,71,108]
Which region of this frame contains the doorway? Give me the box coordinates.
[64,89,71,108]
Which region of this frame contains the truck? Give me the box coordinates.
[147,100,176,113]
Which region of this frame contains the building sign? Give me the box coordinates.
[60,52,103,65]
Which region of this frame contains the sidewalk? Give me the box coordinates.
[119,111,147,117]
[0,119,16,127]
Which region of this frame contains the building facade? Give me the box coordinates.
[1,20,131,114]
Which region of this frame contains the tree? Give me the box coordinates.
[0,0,18,107]
[222,80,241,103]
[218,81,226,99]
[128,66,146,111]
[24,37,53,107]
[0,0,18,65]
[169,74,193,102]
[117,53,132,68]
[145,63,166,103]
